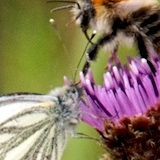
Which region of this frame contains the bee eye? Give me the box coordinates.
[81,14,89,28]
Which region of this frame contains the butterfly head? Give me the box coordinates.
[49,85,83,128]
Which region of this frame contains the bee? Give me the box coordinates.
[50,0,160,74]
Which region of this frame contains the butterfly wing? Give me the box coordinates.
[0,94,70,160]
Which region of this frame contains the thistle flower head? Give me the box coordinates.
[80,53,160,160]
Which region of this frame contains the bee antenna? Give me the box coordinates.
[73,30,97,82]
[47,0,81,10]
[50,5,74,12]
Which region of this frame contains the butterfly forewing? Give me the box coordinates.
[0,85,81,160]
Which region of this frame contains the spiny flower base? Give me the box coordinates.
[101,104,160,160]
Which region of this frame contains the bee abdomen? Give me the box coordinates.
[142,11,160,35]
[132,7,160,53]
[140,12,160,28]
[144,11,160,53]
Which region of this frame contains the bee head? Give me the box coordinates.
[72,0,96,39]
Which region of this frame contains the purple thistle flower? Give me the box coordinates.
[79,53,160,160]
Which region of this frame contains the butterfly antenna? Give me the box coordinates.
[73,30,97,82]
[49,18,70,63]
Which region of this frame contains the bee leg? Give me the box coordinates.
[82,44,98,75]
[82,31,117,75]
[136,34,156,73]
[82,18,121,75]
[82,61,90,75]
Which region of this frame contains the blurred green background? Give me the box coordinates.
[0,0,137,160]
[0,0,105,160]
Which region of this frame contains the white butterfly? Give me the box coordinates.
[0,85,81,160]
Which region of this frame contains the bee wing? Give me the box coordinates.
[0,94,69,160]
